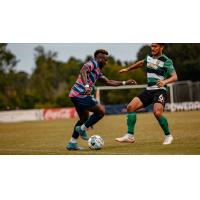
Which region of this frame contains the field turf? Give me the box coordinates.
[0,111,200,155]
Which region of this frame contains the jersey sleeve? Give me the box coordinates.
[83,61,94,72]
[165,59,176,75]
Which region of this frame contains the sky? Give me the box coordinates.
[7,43,146,74]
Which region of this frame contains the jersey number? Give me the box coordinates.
[158,94,164,103]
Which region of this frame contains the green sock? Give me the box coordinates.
[127,112,137,135]
[157,115,170,136]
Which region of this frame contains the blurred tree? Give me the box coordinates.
[0,43,21,110]
[29,46,59,106]
[0,43,18,73]
[29,47,82,108]
[6,71,29,109]
[1,43,199,111]
[164,44,200,81]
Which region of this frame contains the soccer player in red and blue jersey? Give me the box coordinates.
[115,44,178,145]
[67,49,136,150]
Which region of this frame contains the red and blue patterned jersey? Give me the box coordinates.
[69,59,104,97]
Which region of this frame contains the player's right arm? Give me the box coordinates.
[119,60,145,73]
[80,64,92,95]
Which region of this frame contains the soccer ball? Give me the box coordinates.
[88,135,104,150]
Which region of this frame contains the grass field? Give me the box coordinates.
[0,111,200,155]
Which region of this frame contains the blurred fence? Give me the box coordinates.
[172,81,200,102]
[165,81,200,111]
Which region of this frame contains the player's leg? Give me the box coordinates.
[67,97,91,150]
[74,108,91,141]
[115,97,144,143]
[153,91,173,145]
[74,96,104,138]
[72,110,90,140]
[127,97,144,134]
[85,104,105,128]
[66,110,89,150]
[77,103,105,132]
[70,96,99,141]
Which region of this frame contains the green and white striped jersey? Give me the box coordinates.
[144,54,176,90]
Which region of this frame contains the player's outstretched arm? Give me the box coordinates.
[99,76,137,87]
[119,60,145,73]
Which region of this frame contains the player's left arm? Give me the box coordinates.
[157,59,178,88]
[99,75,137,86]
[157,72,178,87]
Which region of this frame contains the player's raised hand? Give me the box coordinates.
[126,79,137,85]
[119,68,129,73]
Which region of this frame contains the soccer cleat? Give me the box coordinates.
[75,126,89,140]
[115,134,135,143]
[163,135,173,145]
[66,142,85,151]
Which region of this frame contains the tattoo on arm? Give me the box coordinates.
[80,65,89,85]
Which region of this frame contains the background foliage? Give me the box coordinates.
[0,43,200,110]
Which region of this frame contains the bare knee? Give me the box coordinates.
[99,109,105,118]
[153,103,164,118]
[154,110,162,118]
[127,104,136,112]
[96,105,105,118]
[127,97,143,113]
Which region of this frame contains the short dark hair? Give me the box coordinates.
[94,49,109,57]
[158,43,165,47]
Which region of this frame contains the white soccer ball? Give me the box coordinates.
[88,135,104,150]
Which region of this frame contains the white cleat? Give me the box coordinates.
[115,134,135,143]
[163,135,173,145]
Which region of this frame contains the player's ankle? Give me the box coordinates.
[80,124,88,131]
[127,133,134,137]
[70,137,77,143]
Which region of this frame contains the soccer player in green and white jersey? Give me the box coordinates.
[115,43,178,145]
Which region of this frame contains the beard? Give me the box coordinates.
[98,62,104,69]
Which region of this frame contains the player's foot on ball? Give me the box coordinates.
[163,135,173,145]
[75,126,89,140]
[115,134,135,143]
[66,142,85,151]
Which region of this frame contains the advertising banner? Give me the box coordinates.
[43,107,77,120]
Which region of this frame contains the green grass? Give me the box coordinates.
[0,111,200,155]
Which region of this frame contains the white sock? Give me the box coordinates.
[81,124,88,131]
[70,137,77,143]
[127,133,134,138]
